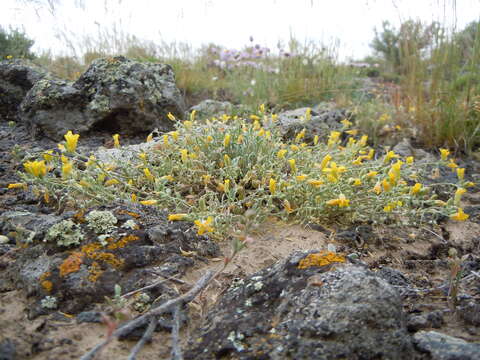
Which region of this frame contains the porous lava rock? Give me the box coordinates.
[185,251,415,359]
[0,59,51,122]
[19,56,186,140]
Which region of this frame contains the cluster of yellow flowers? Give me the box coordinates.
[11,106,474,238]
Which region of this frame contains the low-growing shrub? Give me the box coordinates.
[15,108,471,239]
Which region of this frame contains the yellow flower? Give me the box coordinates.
[168,214,188,221]
[451,208,469,221]
[7,183,26,189]
[290,145,299,151]
[180,149,188,163]
[447,159,458,170]
[327,131,341,147]
[112,134,120,148]
[384,150,399,163]
[269,178,276,195]
[440,148,450,160]
[307,179,323,187]
[296,174,307,182]
[367,149,375,160]
[305,107,311,121]
[183,121,193,129]
[322,162,346,182]
[223,179,230,193]
[62,161,73,178]
[359,135,368,147]
[138,152,148,161]
[257,128,265,137]
[288,159,297,173]
[271,114,278,122]
[384,205,393,212]
[406,156,414,164]
[250,114,260,122]
[265,130,271,140]
[221,114,230,122]
[190,110,196,122]
[169,131,179,141]
[373,182,382,195]
[202,174,211,185]
[24,160,47,178]
[259,103,265,113]
[295,129,306,143]
[352,178,362,186]
[341,118,352,128]
[410,183,422,195]
[206,135,213,143]
[283,200,294,213]
[131,194,137,202]
[140,199,157,205]
[382,178,391,191]
[163,134,169,145]
[326,194,350,208]
[64,131,80,152]
[58,143,66,152]
[313,135,319,145]
[144,168,155,182]
[319,154,332,170]
[223,154,231,166]
[465,181,475,188]
[277,149,288,159]
[367,171,378,178]
[457,168,465,181]
[194,216,214,235]
[167,112,176,121]
[104,179,120,186]
[146,134,153,142]
[454,187,467,205]
[345,129,358,136]
[224,134,231,147]
[86,155,96,167]
[43,150,54,162]
[189,152,198,160]
[161,175,174,182]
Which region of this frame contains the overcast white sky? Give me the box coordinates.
[1,0,479,60]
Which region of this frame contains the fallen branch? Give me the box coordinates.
[80,270,215,360]
[171,305,183,360]
[127,317,157,360]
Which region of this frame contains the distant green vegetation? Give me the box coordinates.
[0,26,36,60]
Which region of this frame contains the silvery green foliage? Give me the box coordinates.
[44,219,83,247]
[85,210,117,234]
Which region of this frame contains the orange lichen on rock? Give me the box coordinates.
[81,242,124,268]
[107,234,139,250]
[59,252,84,277]
[41,280,53,292]
[88,261,104,282]
[297,251,345,269]
[117,209,141,218]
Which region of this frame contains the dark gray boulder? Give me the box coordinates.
[19,56,186,140]
[413,331,480,360]
[278,106,353,143]
[185,251,415,360]
[0,59,51,122]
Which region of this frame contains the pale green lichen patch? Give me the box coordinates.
[85,210,117,234]
[44,219,84,247]
[40,296,58,309]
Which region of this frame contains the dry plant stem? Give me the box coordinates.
[121,275,190,299]
[127,317,158,360]
[171,305,183,360]
[80,270,215,360]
